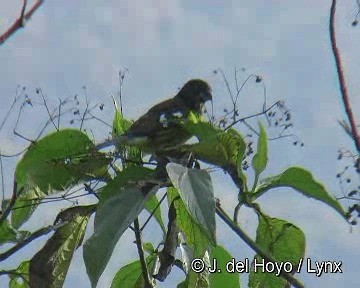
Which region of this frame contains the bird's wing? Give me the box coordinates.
[126,98,187,138]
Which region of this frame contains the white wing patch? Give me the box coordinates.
[159,111,184,128]
[172,111,183,118]
[159,114,169,128]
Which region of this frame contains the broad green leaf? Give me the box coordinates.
[9,261,30,288]
[167,188,210,288]
[254,167,347,217]
[0,220,29,245]
[249,215,305,288]
[15,129,110,193]
[83,166,158,288]
[11,187,45,229]
[99,166,153,202]
[110,255,156,288]
[29,205,95,288]
[209,245,240,288]
[251,122,268,178]
[0,219,17,244]
[183,122,246,169]
[166,164,216,244]
[144,195,166,234]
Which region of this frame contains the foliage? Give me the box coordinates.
[0,100,347,288]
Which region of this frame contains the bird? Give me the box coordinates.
[96,79,212,153]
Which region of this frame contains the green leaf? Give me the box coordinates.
[0,219,18,244]
[251,122,268,179]
[29,205,95,288]
[209,245,240,288]
[183,122,246,169]
[166,163,216,244]
[15,129,110,193]
[144,194,166,234]
[177,279,188,288]
[9,261,30,288]
[167,188,210,288]
[143,242,155,254]
[83,166,158,288]
[112,101,142,165]
[99,166,154,201]
[249,215,305,288]
[254,167,347,217]
[11,187,45,229]
[112,100,132,137]
[12,129,109,229]
[110,255,156,288]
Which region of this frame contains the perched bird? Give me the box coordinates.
[96,79,212,153]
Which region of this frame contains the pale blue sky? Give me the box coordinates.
[0,1,359,287]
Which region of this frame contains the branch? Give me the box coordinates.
[134,218,153,288]
[153,199,179,282]
[0,181,23,226]
[329,0,360,153]
[216,203,305,288]
[224,101,280,130]
[0,224,57,262]
[0,0,44,45]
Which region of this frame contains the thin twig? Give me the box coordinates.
[57,98,62,129]
[218,69,234,105]
[0,149,4,205]
[0,224,59,262]
[224,101,280,130]
[134,218,153,288]
[0,181,22,225]
[329,0,360,153]
[79,87,90,131]
[141,192,167,231]
[38,88,58,131]
[234,74,257,105]
[0,0,44,45]
[0,89,21,133]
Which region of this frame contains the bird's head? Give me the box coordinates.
[176,79,212,111]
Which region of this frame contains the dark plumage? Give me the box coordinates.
[96,79,212,152]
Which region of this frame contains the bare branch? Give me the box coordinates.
[0,224,58,262]
[134,218,153,288]
[0,181,23,225]
[141,191,167,231]
[224,101,280,130]
[0,0,44,45]
[37,88,58,131]
[118,69,129,116]
[329,0,360,152]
